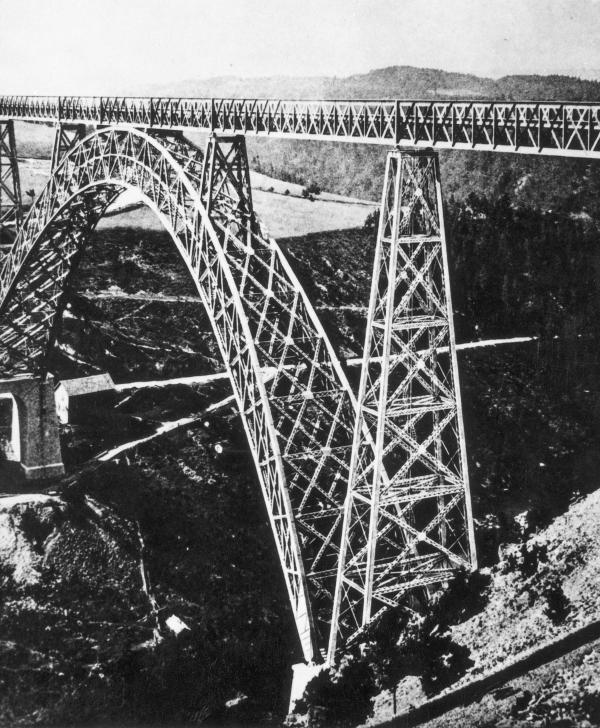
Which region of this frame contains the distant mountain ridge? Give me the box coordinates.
[141,64,600,101]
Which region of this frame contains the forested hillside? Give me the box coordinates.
[141,65,600,209]
[144,65,600,102]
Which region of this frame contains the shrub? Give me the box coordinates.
[294,654,378,728]
[364,208,380,229]
[429,568,491,625]
[291,594,475,725]
[502,538,548,578]
[542,575,571,624]
[418,624,474,696]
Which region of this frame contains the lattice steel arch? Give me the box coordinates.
[0,125,391,661]
[0,126,325,659]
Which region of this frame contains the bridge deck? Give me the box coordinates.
[1,96,600,158]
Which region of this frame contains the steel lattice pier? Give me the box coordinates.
[329,149,476,660]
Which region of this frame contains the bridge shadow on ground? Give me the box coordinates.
[0,461,63,495]
[0,460,27,493]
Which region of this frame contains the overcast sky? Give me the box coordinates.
[1,0,599,94]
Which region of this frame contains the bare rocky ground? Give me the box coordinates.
[0,493,153,725]
[417,636,600,728]
[370,488,600,725]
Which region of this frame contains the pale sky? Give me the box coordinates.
[1,0,600,94]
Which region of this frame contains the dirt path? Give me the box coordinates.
[345,336,538,366]
[377,618,600,728]
[114,372,230,391]
[96,368,280,462]
[83,290,200,303]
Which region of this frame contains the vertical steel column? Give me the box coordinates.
[0,120,22,231]
[51,124,87,171]
[435,154,477,564]
[328,148,476,662]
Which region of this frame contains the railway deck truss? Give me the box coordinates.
[1,96,600,157]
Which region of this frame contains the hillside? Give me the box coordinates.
[12,66,600,210]
[142,65,600,102]
[371,488,600,726]
[1,207,599,724]
[1,165,597,723]
[12,138,376,238]
[420,635,600,728]
[139,65,600,207]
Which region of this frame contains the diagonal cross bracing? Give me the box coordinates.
[0,120,22,228]
[328,148,477,662]
[198,135,371,656]
[0,127,322,661]
[0,123,477,666]
[0,126,389,663]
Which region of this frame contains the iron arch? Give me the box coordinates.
[0,125,416,661]
[0,126,325,660]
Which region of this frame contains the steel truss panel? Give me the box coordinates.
[328,148,476,661]
[0,120,22,229]
[0,127,318,662]
[0,121,478,665]
[1,96,600,157]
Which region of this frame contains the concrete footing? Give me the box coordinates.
[289,661,327,714]
[0,375,64,481]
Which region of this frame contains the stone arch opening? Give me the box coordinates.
[0,392,21,462]
[0,376,62,483]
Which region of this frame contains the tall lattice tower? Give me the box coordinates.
[329,148,476,660]
[0,120,22,232]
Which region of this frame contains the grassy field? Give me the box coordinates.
[97,188,376,238]
[14,120,377,239]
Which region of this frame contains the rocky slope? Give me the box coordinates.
[370,487,600,724]
[0,493,154,726]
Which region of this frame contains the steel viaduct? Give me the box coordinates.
[0,95,598,669]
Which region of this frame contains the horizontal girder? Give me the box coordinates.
[1,96,600,157]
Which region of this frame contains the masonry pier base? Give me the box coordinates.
[0,376,64,481]
[288,662,326,714]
